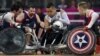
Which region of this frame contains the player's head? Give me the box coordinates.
[37,7,42,14]
[11,2,23,15]
[77,1,90,15]
[27,5,36,16]
[46,3,56,16]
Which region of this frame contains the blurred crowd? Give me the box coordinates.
[0,0,100,20]
[0,0,100,9]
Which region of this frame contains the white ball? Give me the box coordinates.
[53,21,63,29]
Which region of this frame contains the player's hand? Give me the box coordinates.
[40,22,44,28]
[83,27,89,32]
[15,23,21,28]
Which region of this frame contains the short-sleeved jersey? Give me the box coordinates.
[21,11,37,29]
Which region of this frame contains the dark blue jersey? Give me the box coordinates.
[22,11,37,29]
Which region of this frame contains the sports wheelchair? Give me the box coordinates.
[0,20,98,55]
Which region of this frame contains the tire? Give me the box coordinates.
[0,28,26,54]
[66,26,96,55]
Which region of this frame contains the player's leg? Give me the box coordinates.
[25,27,33,49]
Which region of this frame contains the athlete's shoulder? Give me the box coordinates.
[23,10,28,14]
[86,9,94,18]
[57,9,67,17]
[6,12,13,15]
[86,9,99,18]
[4,12,14,18]
[56,9,66,13]
[60,9,66,13]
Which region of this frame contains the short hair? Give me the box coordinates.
[11,2,23,11]
[47,3,55,8]
[78,1,90,9]
[27,5,35,9]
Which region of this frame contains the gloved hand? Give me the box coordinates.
[83,26,89,32]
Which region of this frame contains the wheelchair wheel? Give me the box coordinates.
[0,28,26,54]
[67,27,96,55]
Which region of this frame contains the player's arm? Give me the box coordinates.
[4,14,16,25]
[60,11,70,25]
[44,19,49,28]
[86,12,99,29]
[36,14,41,23]
[44,16,50,29]
[4,13,21,26]
[35,14,44,28]
[16,12,24,23]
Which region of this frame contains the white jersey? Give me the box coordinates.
[0,12,15,25]
[45,9,70,25]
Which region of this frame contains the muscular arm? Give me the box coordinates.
[44,18,49,28]
[36,14,45,28]
[86,12,99,29]
[35,14,41,23]
[16,12,24,23]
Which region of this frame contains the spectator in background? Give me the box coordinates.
[70,0,77,9]
[58,0,67,9]
[36,7,45,40]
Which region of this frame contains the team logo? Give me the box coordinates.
[67,27,95,54]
